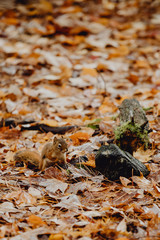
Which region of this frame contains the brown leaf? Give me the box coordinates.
[0,127,20,139]
[4,190,37,205]
[127,73,139,85]
[120,177,131,187]
[43,166,68,181]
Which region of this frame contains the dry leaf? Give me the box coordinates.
[0,1,160,239]
[27,215,46,228]
[70,132,90,145]
[39,178,68,194]
[81,68,98,78]
[120,177,131,187]
[49,233,64,240]
[4,190,37,205]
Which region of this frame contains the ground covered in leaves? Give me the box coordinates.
[0,0,160,239]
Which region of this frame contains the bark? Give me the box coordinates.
[95,144,150,180]
[115,98,149,154]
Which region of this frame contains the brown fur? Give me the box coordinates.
[14,137,68,171]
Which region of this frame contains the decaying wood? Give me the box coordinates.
[0,118,35,128]
[21,123,77,134]
[95,144,150,180]
[0,118,77,134]
[115,98,150,154]
[119,98,149,130]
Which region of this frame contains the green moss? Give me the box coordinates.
[86,118,101,130]
[143,106,153,112]
[111,113,119,121]
[66,169,71,175]
[114,121,149,147]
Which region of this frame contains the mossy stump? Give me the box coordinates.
[115,98,149,154]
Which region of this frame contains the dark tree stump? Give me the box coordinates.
[115,98,149,154]
[95,144,150,180]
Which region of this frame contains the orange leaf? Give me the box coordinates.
[70,26,89,35]
[127,73,139,85]
[59,36,85,45]
[45,24,56,35]
[96,18,109,25]
[81,68,98,78]
[134,60,150,68]
[99,97,117,114]
[109,45,129,58]
[70,132,90,145]
[0,128,20,140]
[27,215,46,228]
[40,120,58,127]
[49,233,64,240]
[2,18,18,25]
[97,63,107,71]
[115,238,130,240]
[83,154,96,168]
[39,0,53,12]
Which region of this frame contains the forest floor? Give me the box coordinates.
[0,0,160,239]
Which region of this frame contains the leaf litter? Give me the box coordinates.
[0,0,160,239]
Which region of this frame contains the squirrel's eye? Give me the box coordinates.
[58,143,62,148]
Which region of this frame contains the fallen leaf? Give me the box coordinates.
[127,73,139,85]
[120,177,131,187]
[54,194,82,211]
[70,132,90,145]
[27,215,46,228]
[49,233,64,240]
[44,166,68,181]
[116,219,127,232]
[134,60,150,68]
[39,178,68,194]
[81,68,98,78]
[28,187,42,199]
[4,190,37,205]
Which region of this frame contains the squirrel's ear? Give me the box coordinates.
[54,137,57,142]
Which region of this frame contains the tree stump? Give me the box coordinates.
[114,98,149,154]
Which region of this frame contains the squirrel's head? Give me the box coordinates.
[53,137,68,153]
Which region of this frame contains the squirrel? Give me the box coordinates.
[13,137,68,171]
